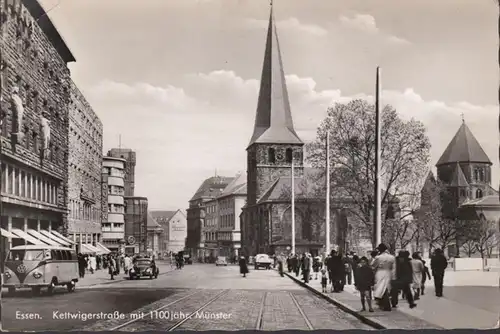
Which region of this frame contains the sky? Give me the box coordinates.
[39,0,498,210]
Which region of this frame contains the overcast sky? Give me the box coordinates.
[40,0,498,210]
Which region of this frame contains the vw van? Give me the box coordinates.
[3,245,79,295]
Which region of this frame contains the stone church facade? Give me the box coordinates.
[240,5,354,257]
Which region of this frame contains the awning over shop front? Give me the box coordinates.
[96,242,112,254]
[39,230,72,247]
[51,230,75,245]
[1,228,16,239]
[80,244,97,254]
[27,229,62,246]
[11,229,47,245]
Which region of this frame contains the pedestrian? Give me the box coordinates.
[108,255,116,280]
[369,250,378,268]
[410,252,424,300]
[393,250,417,308]
[320,268,328,293]
[344,253,353,285]
[312,256,321,280]
[124,254,132,274]
[277,254,284,277]
[96,255,101,270]
[354,256,375,312]
[430,248,448,297]
[421,260,431,295]
[239,256,249,278]
[372,243,395,311]
[77,253,86,278]
[301,253,311,283]
[89,255,96,274]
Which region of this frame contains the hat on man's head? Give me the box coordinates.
[377,243,388,253]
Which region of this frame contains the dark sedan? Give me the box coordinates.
[129,258,159,279]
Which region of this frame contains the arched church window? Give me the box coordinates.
[268,148,275,163]
[479,169,485,182]
[476,189,483,199]
[459,189,466,197]
[474,169,480,182]
[286,148,293,163]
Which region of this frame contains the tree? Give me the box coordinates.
[474,220,499,258]
[306,99,431,248]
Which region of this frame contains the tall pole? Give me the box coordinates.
[374,66,382,247]
[291,160,296,254]
[325,132,331,254]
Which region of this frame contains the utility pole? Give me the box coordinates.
[325,132,331,254]
[291,160,295,254]
[374,67,382,247]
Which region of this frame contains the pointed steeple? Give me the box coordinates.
[247,1,303,148]
[449,162,469,187]
[436,121,491,166]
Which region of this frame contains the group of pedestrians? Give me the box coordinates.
[77,253,101,278]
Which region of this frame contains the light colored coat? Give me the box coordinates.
[410,259,424,289]
[124,257,132,270]
[372,251,396,299]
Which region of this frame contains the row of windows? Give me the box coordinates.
[69,200,99,221]
[108,204,125,214]
[74,108,102,144]
[207,204,216,213]
[218,232,232,241]
[73,234,100,244]
[1,163,58,205]
[268,148,293,164]
[204,218,217,228]
[460,188,483,199]
[473,168,486,182]
[108,185,124,196]
[204,232,217,241]
[220,214,235,229]
[103,167,125,178]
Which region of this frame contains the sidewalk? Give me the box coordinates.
[284,271,499,330]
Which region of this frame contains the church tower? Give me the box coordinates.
[435,120,493,217]
[246,3,304,206]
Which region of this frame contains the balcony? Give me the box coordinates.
[102,231,125,240]
[107,176,124,187]
[107,213,125,223]
[107,195,124,205]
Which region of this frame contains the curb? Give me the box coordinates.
[80,267,176,288]
[283,272,386,330]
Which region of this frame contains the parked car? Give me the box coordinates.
[215,256,228,266]
[254,254,272,270]
[129,258,159,279]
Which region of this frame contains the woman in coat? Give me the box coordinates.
[108,255,116,280]
[239,256,249,278]
[410,253,424,300]
[372,244,395,311]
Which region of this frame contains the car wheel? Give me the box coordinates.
[66,282,75,293]
[149,275,153,279]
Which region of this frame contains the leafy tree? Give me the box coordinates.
[306,99,431,248]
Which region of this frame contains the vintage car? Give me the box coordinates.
[254,254,272,270]
[215,256,227,266]
[129,258,159,279]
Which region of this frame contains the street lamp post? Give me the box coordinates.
[374,66,382,248]
[291,160,295,254]
[325,132,331,254]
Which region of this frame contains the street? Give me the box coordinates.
[2,264,374,331]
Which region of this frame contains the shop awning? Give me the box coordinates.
[10,229,47,246]
[81,244,97,254]
[51,230,75,245]
[38,230,72,247]
[26,229,62,246]
[96,242,112,254]
[1,228,16,239]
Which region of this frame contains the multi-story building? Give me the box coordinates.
[150,209,187,254]
[216,173,246,259]
[107,148,136,196]
[124,196,148,254]
[101,156,126,252]
[146,211,163,258]
[1,0,76,257]
[186,175,234,260]
[67,80,103,253]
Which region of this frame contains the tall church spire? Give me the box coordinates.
[247,1,303,148]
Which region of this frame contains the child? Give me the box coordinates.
[354,256,374,312]
[321,268,328,293]
[421,260,431,295]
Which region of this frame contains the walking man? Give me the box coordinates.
[430,248,448,297]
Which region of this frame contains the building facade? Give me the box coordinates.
[124,196,148,254]
[101,156,126,252]
[67,81,103,250]
[1,0,76,257]
[186,175,233,260]
[146,211,163,258]
[216,173,246,259]
[107,148,136,197]
[150,209,187,254]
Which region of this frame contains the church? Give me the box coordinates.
[240,5,354,257]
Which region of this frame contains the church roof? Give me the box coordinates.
[147,212,162,228]
[436,121,491,166]
[218,172,247,198]
[247,4,303,148]
[449,163,469,187]
[189,176,235,202]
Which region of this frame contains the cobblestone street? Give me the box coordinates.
[2,264,374,331]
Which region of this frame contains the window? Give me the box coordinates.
[268,148,275,163]
[286,148,293,163]
[475,189,483,199]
